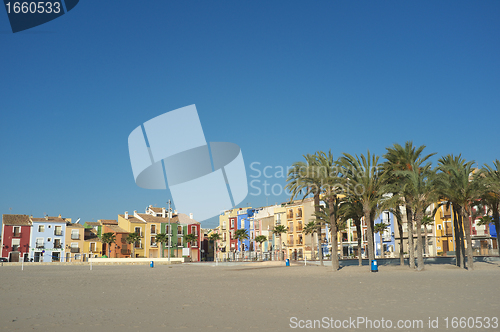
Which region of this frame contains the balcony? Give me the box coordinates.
[54,244,62,249]
[121,249,130,255]
[12,232,21,238]
[150,243,158,248]
[54,231,63,236]
[71,248,80,253]
[71,235,80,240]
[36,244,44,249]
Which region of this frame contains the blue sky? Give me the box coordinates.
[1,1,499,229]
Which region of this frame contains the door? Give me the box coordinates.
[9,251,20,262]
[34,252,41,262]
[442,241,449,256]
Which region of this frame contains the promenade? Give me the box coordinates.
[0,261,498,331]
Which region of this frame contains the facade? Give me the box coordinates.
[283,199,315,260]
[1,214,31,262]
[117,211,146,258]
[101,221,130,258]
[373,211,396,258]
[30,215,69,262]
[65,222,85,262]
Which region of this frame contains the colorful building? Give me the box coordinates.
[1,214,31,262]
[30,215,69,262]
[64,222,85,262]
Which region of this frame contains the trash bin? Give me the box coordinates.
[371,259,378,272]
[150,261,154,268]
[285,259,290,267]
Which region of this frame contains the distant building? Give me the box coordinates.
[30,215,69,262]
[1,214,31,262]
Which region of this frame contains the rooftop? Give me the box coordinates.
[2,214,31,226]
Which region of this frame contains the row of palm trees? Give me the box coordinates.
[285,141,500,272]
[100,232,199,259]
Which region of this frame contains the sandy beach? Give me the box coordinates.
[0,261,499,331]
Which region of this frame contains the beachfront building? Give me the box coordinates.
[272,205,286,260]
[100,220,130,258]
[30,215,69,262]
[252,206,277,260]
[283,199,315,260]
[218,208,238,261]
[373,211,396,258]
[64,222,85,262]
[432,203,455,256]
[118,211,146,258]
[1,214,31,262]
[338,217,368,259]
[236,208,255,260]
[469,205,498,256]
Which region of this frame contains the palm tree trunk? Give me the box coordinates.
[315,193,323,266]
[453,209,461,267]
[379,232,384,258]
[364,205,375,263]
[463,207,474,270]
[415,211,425,271]
[493,208,500,257]
[279,235,283,261]
[398,220,404,266]
[329,198,339,271]
[356,220,362,267]
[424,226,429,257]
[406,207,415,269]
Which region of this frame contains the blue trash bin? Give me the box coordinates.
[285,259,290,266]
[371,259,378,272]
[150,261,154,268]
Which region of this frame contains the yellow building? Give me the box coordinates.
[65,222,85,262]
[218,208,238,261]
[433,202,455,256]
[283,198,315,260]
[118,211,146,258]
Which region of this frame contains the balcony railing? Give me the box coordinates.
[71,235,80,240]
[36,244,44,248]
[121,249,130,255]
[54,244,62,249]
[13,232,21,238]
[150,243,158,247]
[54,231,63,236]
[71,248,80,253]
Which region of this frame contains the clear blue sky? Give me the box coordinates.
[1,1,499,229]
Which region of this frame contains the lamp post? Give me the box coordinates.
[167,200,171,263]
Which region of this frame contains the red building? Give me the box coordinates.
[1,214,32,262]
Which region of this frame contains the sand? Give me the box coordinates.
[0,261,499,331]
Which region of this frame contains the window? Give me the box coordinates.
[90,243,96,252]
[288,222,293,232]
[54,238,62,248]
[135,227,141,237]
[36,238,44,248]
[12,239,20,251]
[297,208,302,218]
[250,220,254,229]
[71,229,79,240]
[47,237,52,242]
[297,221,302,232]
[223,232,227,241]
[38,225,45,232]
[54,225,62,236]
[288,234,293,245]
[287,209,293,219]
[177,238,183,247]
[222,220,226,229]
[71,242,79,253]
[165,225,171,234]
[298,234,303,245]
[134,240,141,249]
[151,224,156,234]
[191,225,197,235]
[276,214,281,224]
[75,254,81,260]
[177,226,183,235]
[241,219,245,229]
[437,224,442,230]
[231,219,235,228]
[13,226,21,237]
[150,236,157,247]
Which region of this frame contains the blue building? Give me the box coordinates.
[236,208,255,258]
[30,215,67,262]
[373,211,396,257]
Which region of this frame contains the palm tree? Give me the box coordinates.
[436,155,484,270]
[208,233,221,262]
[339,195,364,266]
[315,201,343,271]
[421,215,434,257]
[481,160,500,256]
[272,225,287,261]
[234,229,249,261]
[254,235,267,261]
[396,160,437,271]
[155,233,168,258]
[383,142,436,269]
[303,221,318,260]
[100,232,116,258]
[126,232,140,258]
[373,223,388,258]
[184,233,197,260]
[337,150,384,265]
[286,153,324,265]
